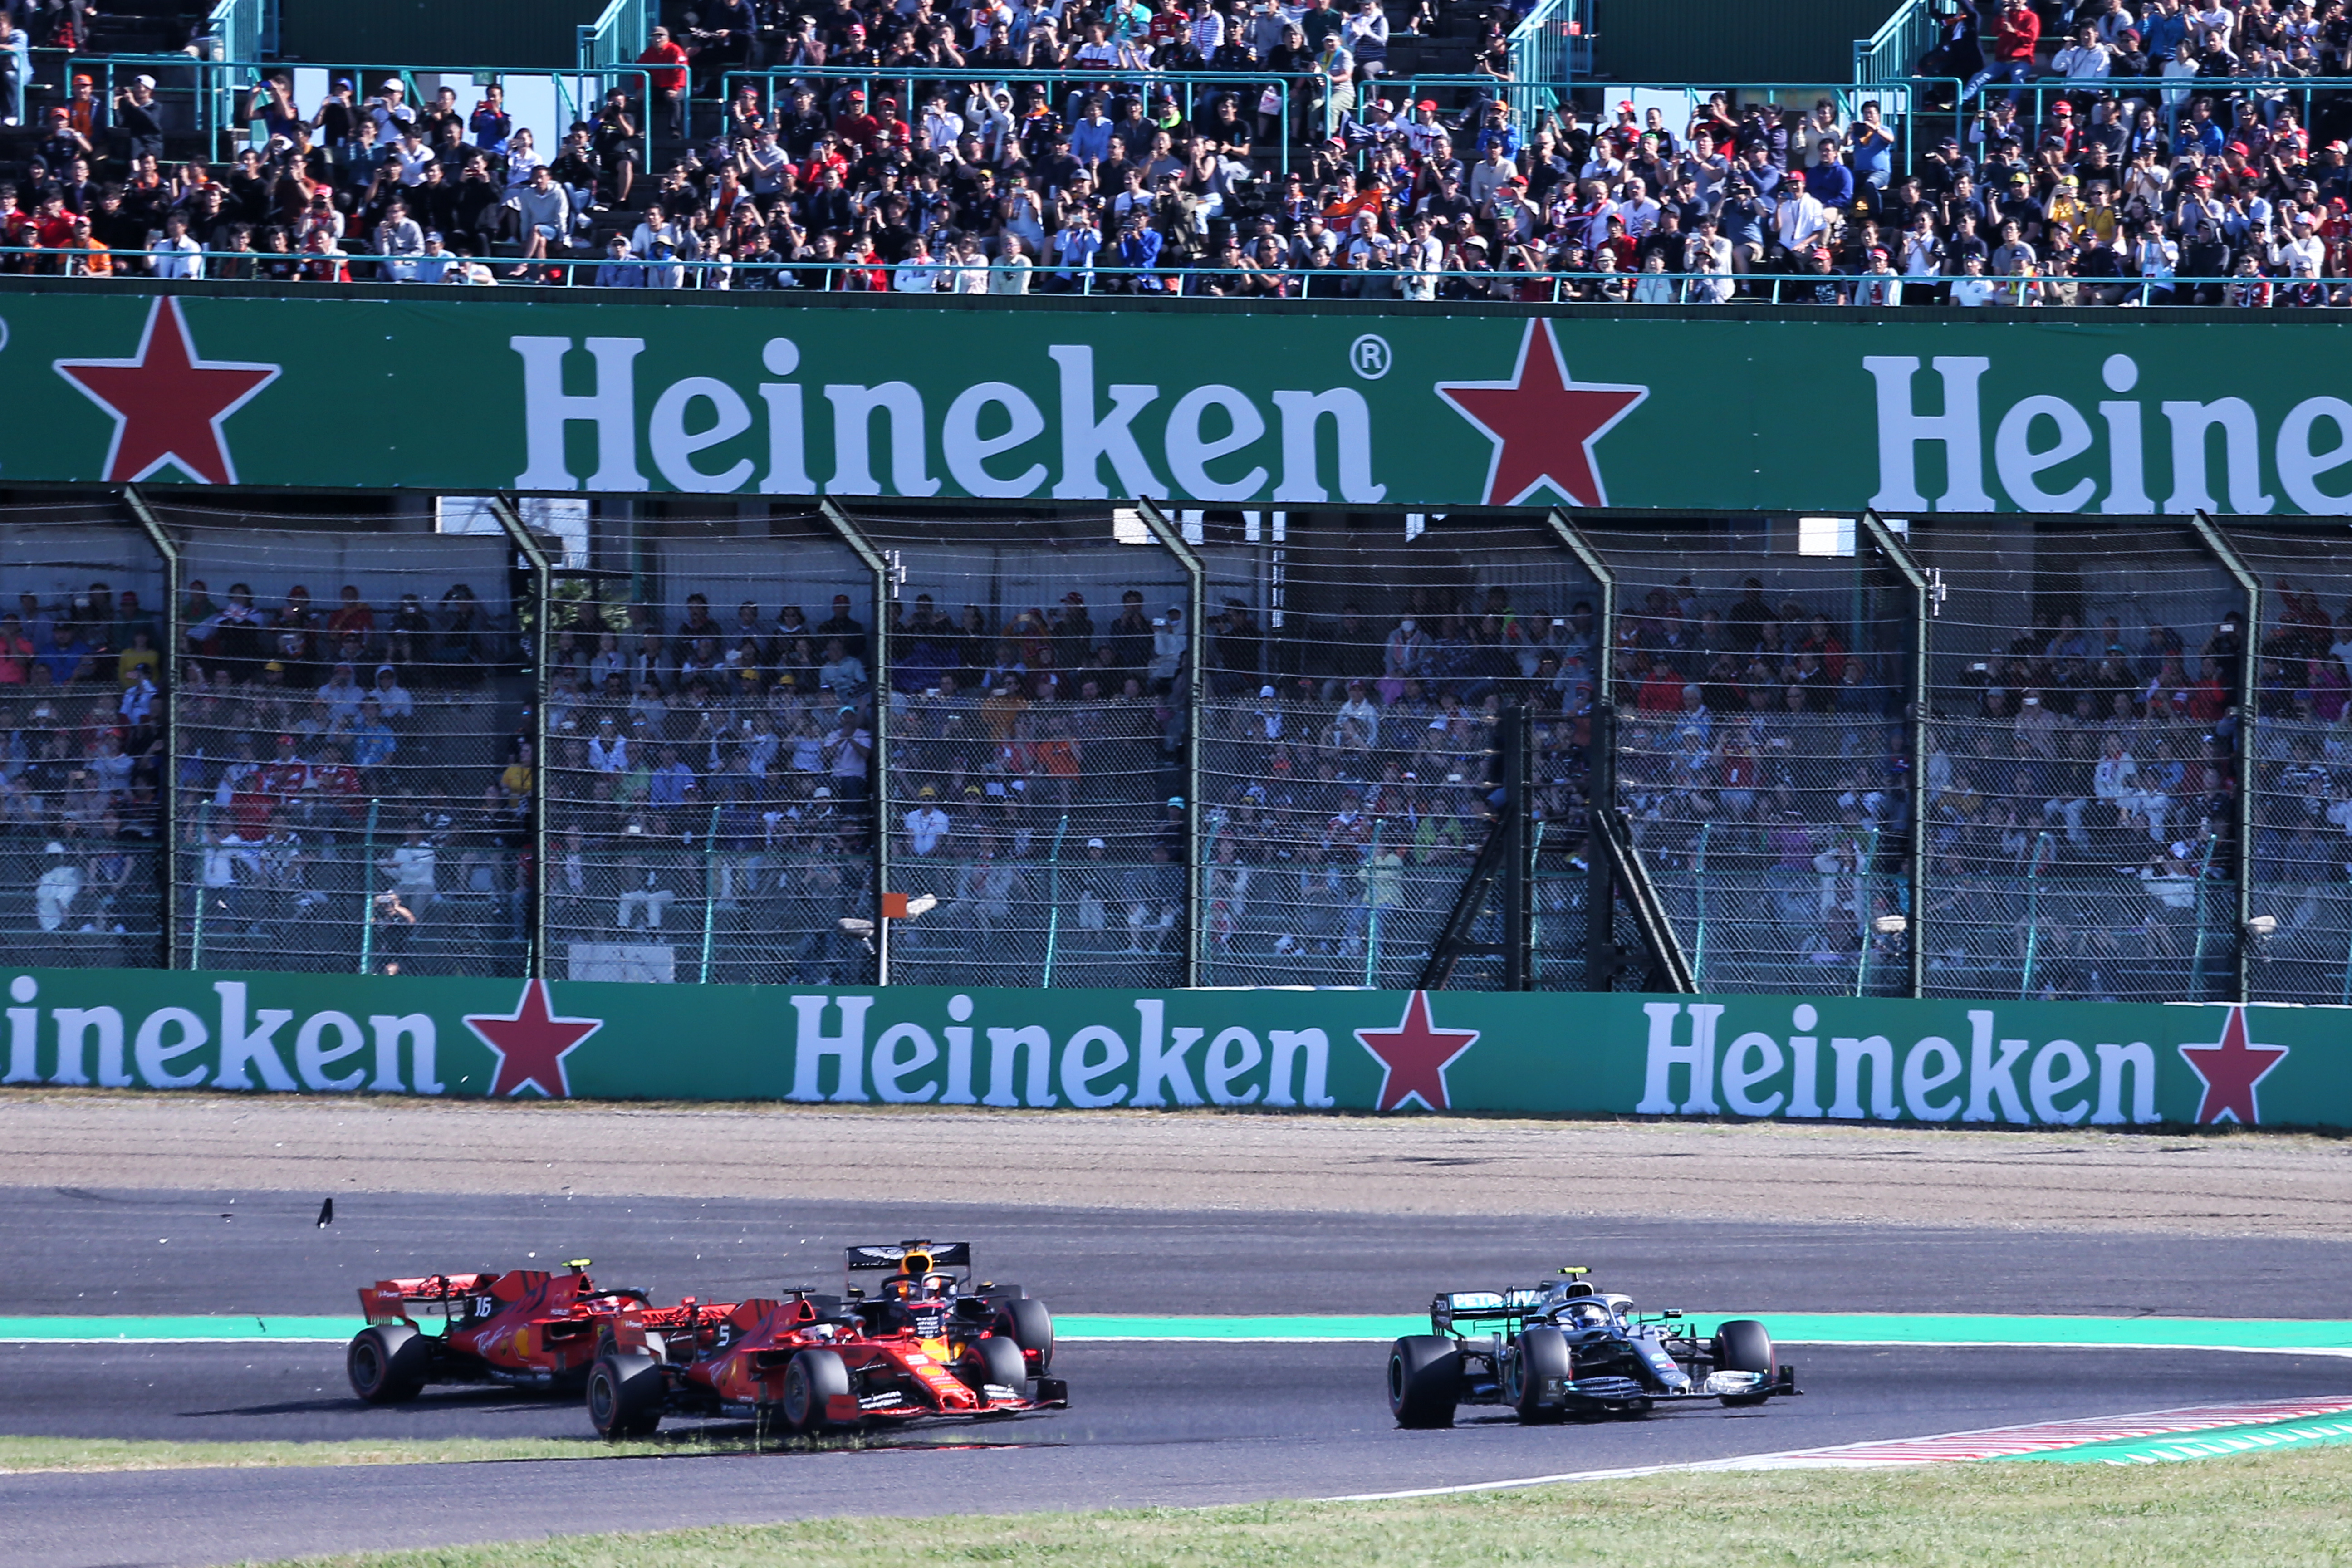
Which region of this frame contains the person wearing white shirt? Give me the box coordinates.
[894,237,945,291]
[501,127,543,193]
[2270,210,2325,274]
[1900,211,1945,276]
[414,230,458,283]
[946,234,990,293]
[150,214,204,279]
[1851,250,1903,305]
[391,131,436,187]
[1187,3,1226,58]
[2052,25,2115,78]
[904,798,951,855]
[1397,215,1443,299]
[1614,177,1661,238]
[920,97,964,153]
[989,234,1035,293]
[1772,172,1829,253]
[1948,253,1999,305]
[1631,254,1679,303]
[1685,216,1734,302]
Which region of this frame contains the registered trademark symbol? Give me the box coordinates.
[1349,334,1392,381]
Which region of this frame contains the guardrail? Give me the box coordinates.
[206,0,265,75]
[7,247,2332,309]
[1855,0,1934,87]
[62,54,651,167]
[578,0,652,76]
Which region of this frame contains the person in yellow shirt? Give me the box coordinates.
[116,629,161,687]
[2042,172,2088,236]
[2078,179,2121,245]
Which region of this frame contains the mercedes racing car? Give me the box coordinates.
[585,1242,1067,1438]
[348,1260,712,1402]
[1387,1267,1799,1426]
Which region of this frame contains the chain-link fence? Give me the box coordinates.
[2231,527,2352,1005]
[541,503,877,987]
[1191,513,1599,989]
[1911,520,2241,1002]
[19,491,2351,1002]
[1580,519,1909,996]
[160,498,529,977]
[862,509,1187,990]
[0,499,169,968]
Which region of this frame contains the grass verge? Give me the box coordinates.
[265,1446,2352,1568]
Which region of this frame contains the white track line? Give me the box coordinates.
[1324,1396,2352,1500]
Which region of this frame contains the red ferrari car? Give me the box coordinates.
[347,1261,722,1403]
[586,1243,1068,1437]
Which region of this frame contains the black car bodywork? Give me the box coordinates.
[1387,1267,1800,1426]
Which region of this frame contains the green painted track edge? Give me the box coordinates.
[1996,1413,2352,1465]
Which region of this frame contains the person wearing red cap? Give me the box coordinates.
[1853,245,1903,306]
[833,88,882,155]
[1772,167,1831,255]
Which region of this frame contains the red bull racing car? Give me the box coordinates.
[586,1240,1066,1437]
[346,1260,708,1402]
[1387,1266,1799,1426]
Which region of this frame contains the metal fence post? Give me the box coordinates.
[488,495,551,980]
[1136,500,1206,988]
[120,485,178,971]
[1544,510,1616,991]
[1861,510,1928,999]
[819,500,893,984]
[2190,510,2259,1004]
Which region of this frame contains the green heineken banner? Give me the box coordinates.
[5,285,2352,514]
[0,968,2336,1130]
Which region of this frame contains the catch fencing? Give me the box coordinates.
[0,494,2330,1001]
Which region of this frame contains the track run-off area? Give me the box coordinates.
[1,1093,2348,1566]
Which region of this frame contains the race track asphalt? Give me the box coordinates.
[5,1186,2351,1568]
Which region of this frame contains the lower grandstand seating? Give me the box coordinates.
[9,495,2351,1003]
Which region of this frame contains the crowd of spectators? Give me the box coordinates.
[169,575,528,949]
[0,577,164,938]
[10,0,2352,300]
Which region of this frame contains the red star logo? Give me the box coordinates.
[53,297,279,485]
[464,980,604,1098]
[1435,319,1647,508]
[2177,1007,2288,1127]
[1354,991,1480,1112]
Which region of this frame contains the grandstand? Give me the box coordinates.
[3,0,2349,1003]
[0,484,2340,1007]
[4,0,2348,299]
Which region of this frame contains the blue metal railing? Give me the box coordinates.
[578,0,652,76]
[1855,0,1934,86]
[206,0,265,75]
[1507,0,1573,131]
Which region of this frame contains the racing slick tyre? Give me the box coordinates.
[587,1352,665,1440]
[1713,1319,1776,1406]
[347,1324,428,1404]
[1387,1335,1462,1429]
[996,1296,1054,1374]
[961,1334,1030,1405]
[1510,1326,1573,1424]
[782,1348,853,1434]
